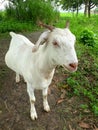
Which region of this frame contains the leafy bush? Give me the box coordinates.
[0,20,37,33]
[79,29,96,47]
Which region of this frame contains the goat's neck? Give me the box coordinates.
[37,45,56,76]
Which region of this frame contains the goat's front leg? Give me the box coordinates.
[42,87,50,112]
[27,83,37,120]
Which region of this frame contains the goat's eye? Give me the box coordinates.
[53,41,59,47]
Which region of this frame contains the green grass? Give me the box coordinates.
[55,13,98,39]
[56,13,98,116]
[66,44,98,115]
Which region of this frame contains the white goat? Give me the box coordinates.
[5,22,78,120]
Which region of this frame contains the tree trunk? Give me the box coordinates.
[76,8,79,16]
[76,2,79,16]
[84,3,87,16]
[84,0,89,17]
[88,0,91,17]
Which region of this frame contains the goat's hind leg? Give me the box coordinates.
[15,73,20,83]
[27,83,37,120]
[42,88,50,112]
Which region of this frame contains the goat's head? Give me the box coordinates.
[35,21,78,72]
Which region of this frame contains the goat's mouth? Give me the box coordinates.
[62,65,77,72]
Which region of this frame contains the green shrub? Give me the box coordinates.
[79,29,96,47]
[0,20,37,33]
[0,11,5,21]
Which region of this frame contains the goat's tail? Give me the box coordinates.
[10,32,16,37]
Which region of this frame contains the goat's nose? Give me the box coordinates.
[69,63,78,70]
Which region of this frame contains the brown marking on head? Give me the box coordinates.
[32,46,38,52]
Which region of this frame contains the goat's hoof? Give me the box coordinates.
[15,74,20,83]
[44,105,50,112]
[31,113,38,120]
[16,79,20,83]
[15,77,20,83]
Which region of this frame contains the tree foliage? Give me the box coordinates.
[83,0,98,17]
[6,0,59,23]
[61,0,82,13]
[54,0,98,17]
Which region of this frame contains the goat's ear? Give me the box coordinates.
[32,38,47,52]
[38,21,54,31]
[65,20,70,28]
[32,31,49,52]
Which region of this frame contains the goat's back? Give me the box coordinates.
[5,32,34,74]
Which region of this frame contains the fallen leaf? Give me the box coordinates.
[0,110,2,114]
[57,99,64,104]
[83,109,90,113]
[69,124,73,130]
[68,97,74,103]
[79,122,90,129]
[94,125,98,130]
[73,110,77,114]
[60,89,66,99]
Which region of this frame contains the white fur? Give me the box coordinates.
[5,27,78,120]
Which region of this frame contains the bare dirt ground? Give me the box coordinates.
[0,31,98,130]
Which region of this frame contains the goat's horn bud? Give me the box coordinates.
[65,20,70,28]
[38,21,54,31]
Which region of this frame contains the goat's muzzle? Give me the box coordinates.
[63,62,78,72]
[69,63,78,71]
